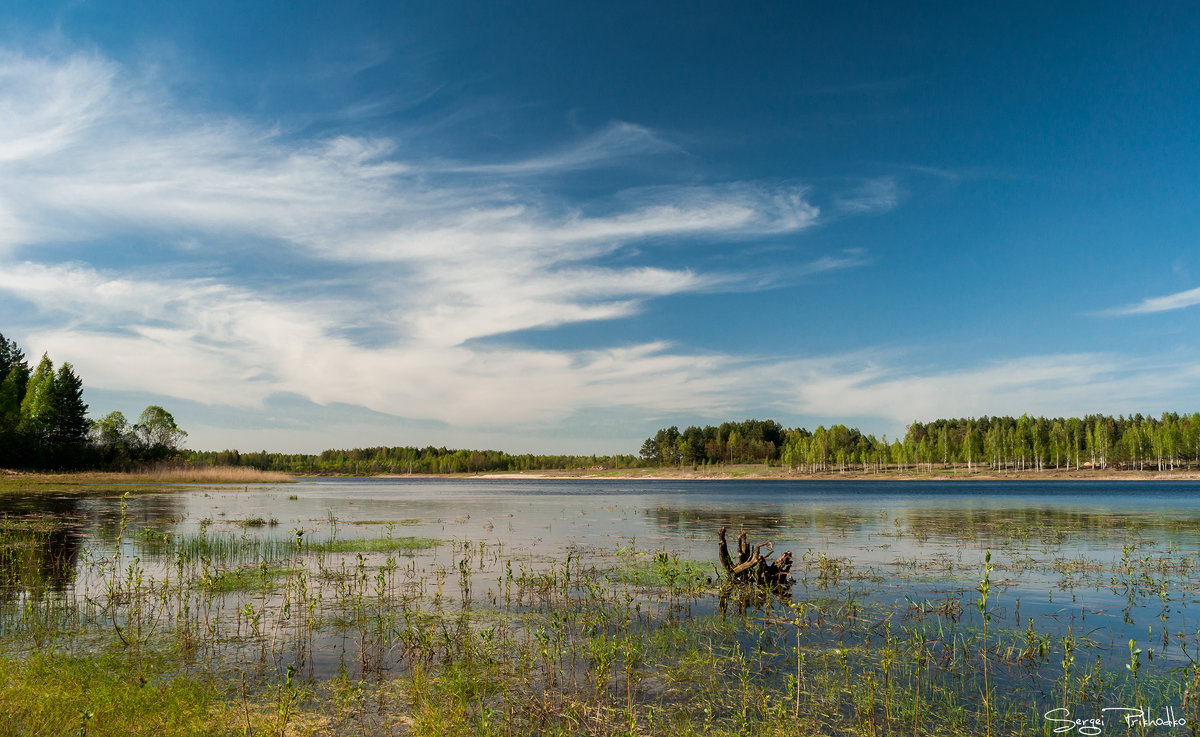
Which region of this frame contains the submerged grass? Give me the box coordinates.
[308,536,441,554]
[603,549,713,593]
[201,564,293,593]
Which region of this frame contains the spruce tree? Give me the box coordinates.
[49,362,89,448]
[0,332,25,384]
[0,365,29,466]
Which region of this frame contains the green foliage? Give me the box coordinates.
[308,535,441,553]
[48,363,89,448]
[0,333,25,388]
[133,405,188,462]
[0,651,272,736]
[605,550,710,593]
[10,355,89,467]
[199,564,292,593]
[17,354,55,444]
[0,332,186,471]
[7,326,1200,479]
[0,346,29,466]
[637,413,1200,475]
[639,419,785,466]
[91,410,133,466]
[187,445,642,475]
[776,412,1200,474]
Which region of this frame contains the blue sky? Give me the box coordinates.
[2,2,1200,453]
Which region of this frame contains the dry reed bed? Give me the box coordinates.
[0,465,294,486]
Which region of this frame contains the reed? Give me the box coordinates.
[0,464,294,488]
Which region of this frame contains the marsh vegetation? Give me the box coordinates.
[1,479,1199,735]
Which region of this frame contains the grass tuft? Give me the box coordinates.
[309,536,441,554]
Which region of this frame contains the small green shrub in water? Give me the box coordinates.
[605,549,710,593]
[237,517,277,528]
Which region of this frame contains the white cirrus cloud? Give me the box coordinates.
[11,262,774,426]
[1102,285,1200,316]
[834,176,898,214]
[435,121,679,175]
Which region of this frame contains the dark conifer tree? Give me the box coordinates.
[48,363,90,466]
[0,332,25,384]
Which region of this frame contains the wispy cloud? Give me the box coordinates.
[0,49,851,436]
[834,177,898,214]
[797,248,869,276]
[9,261,774,426]
[436,121,678,175]
[1102,285,1200,316]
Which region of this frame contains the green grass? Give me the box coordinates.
[0,652,265,737]
[200,564,292,593]
[604,550,713,593]
[308,535,440,553]
[156,532,298,562]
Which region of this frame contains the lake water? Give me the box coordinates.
[5,477,1200,701]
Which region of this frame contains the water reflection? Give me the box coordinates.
[0,494,86,595]
[0,491,187,597]
[645,506,877,535]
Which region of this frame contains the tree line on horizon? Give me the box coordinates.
[0,332,188,470]
[197,412,1200,477]
[186,446,643,475]
[639,414,1200,473]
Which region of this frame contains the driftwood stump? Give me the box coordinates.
[718,525,794,588]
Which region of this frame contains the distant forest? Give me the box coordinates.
[186,447,643,475]
[638,415,1200,473]
[190,413,1200,476]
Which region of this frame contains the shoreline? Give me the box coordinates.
[7,465,1200,487]
[366,466,1200,482]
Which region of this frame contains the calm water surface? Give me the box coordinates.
[7,477,1200,676]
